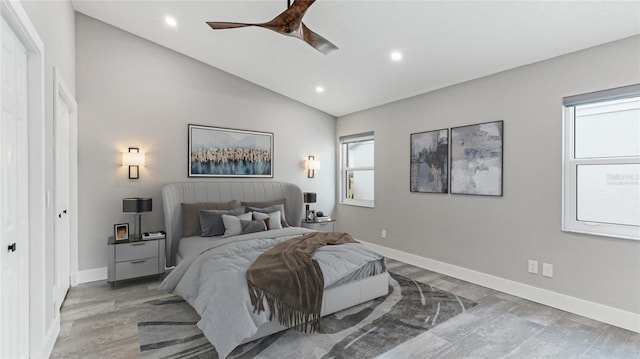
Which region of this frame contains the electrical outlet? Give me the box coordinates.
[381,229,387,239]
[528,260,538,274]
[542,263,553,278]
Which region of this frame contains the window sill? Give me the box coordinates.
[562,224,639,241]
[340,199,374,208]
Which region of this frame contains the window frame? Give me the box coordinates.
[562,84,640,241]
[340,132,375,208]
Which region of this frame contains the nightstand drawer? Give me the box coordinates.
[115,240,158,262]
[115,258,159,280]
[314,222,334,231]
[301,220,336,232]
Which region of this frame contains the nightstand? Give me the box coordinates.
[107,235,165,287]
[301,219,336,232]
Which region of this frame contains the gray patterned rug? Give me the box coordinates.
[136,273,476,359]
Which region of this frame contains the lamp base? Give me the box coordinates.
[130,213,143,240]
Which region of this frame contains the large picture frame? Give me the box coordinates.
[188,124,274,178]
[450,120,503,196]
[410,128,449,193]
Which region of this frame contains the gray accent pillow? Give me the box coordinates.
[240,220,267,235]
[245,204,289,228]
[199,207,245,237]
[222,212,253,238]
[252,211,283,230]
[182,200,238,237]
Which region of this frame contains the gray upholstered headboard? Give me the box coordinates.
[161,181,304,266]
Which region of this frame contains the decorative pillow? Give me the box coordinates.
[182,200,238,237]
[222,212,253,237]
[245,204,289,228]
[240,220,266,235]
[241,199,291,227]
[199,207,245,237]
[253,211,283,230]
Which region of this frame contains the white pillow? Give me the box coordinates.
[222,212,253,237]
[253,211,283,230]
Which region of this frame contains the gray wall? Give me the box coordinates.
[75,14,336,271]
[336,35,640,314]
[22,0,76,339]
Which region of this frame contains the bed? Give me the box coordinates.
[159,181,389,358]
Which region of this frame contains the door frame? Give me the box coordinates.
[53,68,78,293]
[1,1,46,358]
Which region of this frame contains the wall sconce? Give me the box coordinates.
[122,147,145,179]
[306,156,320,178]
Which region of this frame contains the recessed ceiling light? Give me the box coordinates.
[165,16,177,28]
[315,86,325,93]
[390,51,403,62]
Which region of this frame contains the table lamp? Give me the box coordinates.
[123,197,152,240]
[303,192,317,221]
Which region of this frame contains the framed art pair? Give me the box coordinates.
[410,120,503,196]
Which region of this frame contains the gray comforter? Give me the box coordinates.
[159,227,385,359]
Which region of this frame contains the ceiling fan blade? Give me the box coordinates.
[207,22,256,30]
[300,22,338,54]
[206,0,337,55]
[264,0,316,28]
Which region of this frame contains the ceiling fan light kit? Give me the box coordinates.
[206,0,338,55]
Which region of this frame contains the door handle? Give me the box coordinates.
[8,243,16,252]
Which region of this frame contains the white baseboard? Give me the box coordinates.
[76,267,107,284]
[30,316,59,359]
[362,241,640,333]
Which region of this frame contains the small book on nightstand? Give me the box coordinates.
[142,231,165,239]
[315,216,332,222]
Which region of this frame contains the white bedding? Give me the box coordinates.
[159,227,386,358]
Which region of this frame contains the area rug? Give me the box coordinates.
[136,273,476,359]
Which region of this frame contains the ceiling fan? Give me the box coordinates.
[206,0,338,55]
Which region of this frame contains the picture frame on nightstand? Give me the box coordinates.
[306,210,316,221]
[114,223,129,241]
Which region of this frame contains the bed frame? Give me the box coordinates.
[161,181,388,344]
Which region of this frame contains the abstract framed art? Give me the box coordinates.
[188,124,273,178]
[410,128,449,193]
[450,120,503,196]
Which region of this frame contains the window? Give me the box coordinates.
[340,132,374,207]
[563,84,640,240]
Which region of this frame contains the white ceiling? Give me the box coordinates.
[72,1,640,117]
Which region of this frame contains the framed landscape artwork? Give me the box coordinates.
[450,121,503,196]
[188,124,273,178]
[410,129,449,193]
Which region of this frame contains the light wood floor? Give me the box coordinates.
[52,258,640,358]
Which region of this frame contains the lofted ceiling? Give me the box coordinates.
[72,0,640,117]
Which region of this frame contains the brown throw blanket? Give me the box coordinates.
[246,232,357,332]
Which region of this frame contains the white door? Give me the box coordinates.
[0,16,30,359]
[54,95,70,308]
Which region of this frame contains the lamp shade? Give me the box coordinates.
[122,152,145,166]
[306,159,320,170]
[303,192,317,204]
[123,197,152,213]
